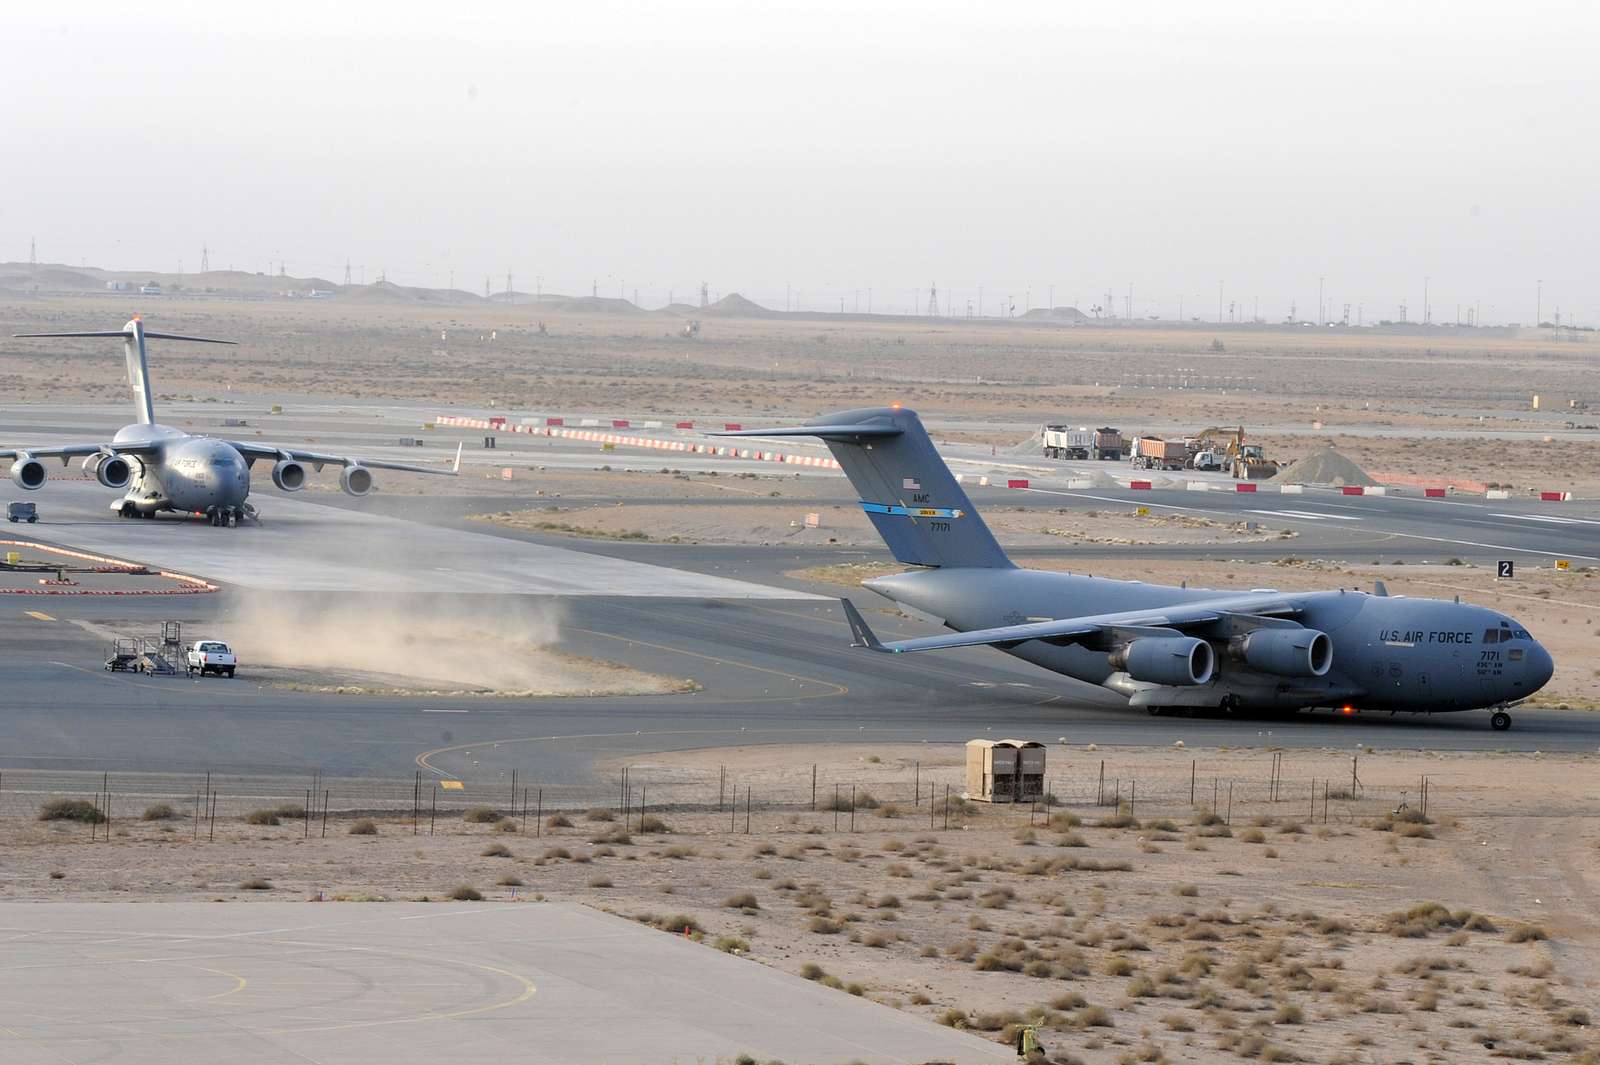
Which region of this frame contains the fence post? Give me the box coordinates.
[810,764,816,812]
[322,790,329,837]
[1226,781,1233,825]
[930,783,935,829]
[522,788,529,833]
[833,785,839,832]
[745,786,751,834]
[430,784,436,836]
[535,788,542,837]
[914,761,920,805]
[1097,760,1105,805]
[208,790,216,842]
[510,770,517,821]
[304,789,311,839]
[1190,759,1196,806]
[413,772,420,835]
[850,784,856,833]
[943,784,950,830]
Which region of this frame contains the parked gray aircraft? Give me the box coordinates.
[4,317,459,526]
[720,406,1553,730]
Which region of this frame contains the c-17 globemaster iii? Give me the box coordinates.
[720,406,1553,730]
[3,317,459,526]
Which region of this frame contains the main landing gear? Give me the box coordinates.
[1490,710,1512,731]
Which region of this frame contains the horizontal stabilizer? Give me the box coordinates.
[142,331,237,345]
[714,424,902,440]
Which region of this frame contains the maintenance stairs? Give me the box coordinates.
[105,621,183,676]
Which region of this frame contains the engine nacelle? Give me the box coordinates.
[272,459,307,492]
[81,452,134,489]
[1230,627,1332,678]
[1109,636,1215,686]
[339,465,374,497]
[10,453,46,490]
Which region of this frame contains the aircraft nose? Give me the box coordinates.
[1527,642,1554,691]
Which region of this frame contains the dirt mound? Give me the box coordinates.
[701,293,778,318]
[1004,428,1045,456]
[1272,448,1378,486]
[1021,306,1089,322]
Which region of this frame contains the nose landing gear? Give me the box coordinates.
[1489,710,1512,731]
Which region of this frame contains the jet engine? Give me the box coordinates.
[1230,627,1332,678]
[272,459,307,492]
[1109,636,1214,686]
[339,465,374,497]
[9,452,46,490]
[82,452,135,489]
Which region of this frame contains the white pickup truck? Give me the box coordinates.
[185,640,237,677]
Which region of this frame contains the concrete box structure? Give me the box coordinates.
[965,738,1046,802]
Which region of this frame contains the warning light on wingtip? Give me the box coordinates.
[890,402,902,410]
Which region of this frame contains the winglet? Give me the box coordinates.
[452,441,463,474]
[840,598,888,651]
[1374,580,1389,597]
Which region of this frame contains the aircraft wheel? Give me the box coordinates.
[1220,694,1242,715]
[1490,710,1512,731]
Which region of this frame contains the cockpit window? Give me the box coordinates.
[1481,628,1500,644]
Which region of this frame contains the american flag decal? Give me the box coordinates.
[902,477,921,490]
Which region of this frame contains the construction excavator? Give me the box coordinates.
[1186,426,1280,479]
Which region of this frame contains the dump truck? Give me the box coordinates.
[1043,425,1123,460]
[1130,436,1188,470]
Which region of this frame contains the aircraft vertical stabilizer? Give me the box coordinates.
[717,406,1013,569]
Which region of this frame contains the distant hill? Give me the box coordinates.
[700,293,778,318]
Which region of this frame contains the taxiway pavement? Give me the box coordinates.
[0,902,1012,1065]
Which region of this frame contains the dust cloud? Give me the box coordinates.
[215,593,692,697]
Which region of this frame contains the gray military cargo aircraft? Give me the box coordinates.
[3,316,459,526]
[720,406,1553,730]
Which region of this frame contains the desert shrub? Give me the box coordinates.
[481,843,512,857]
[270,803,306,819]
[1507,923,1550,943]
[587,875,613,888]
[713,936,749,954]
[808,916,843,934]
[349,818,378,835]
[875,803,901,819]
[493,818,519,834]
[496,874,524,886]
[800,962,825,980]
[1240,828,1267,844]
[244,809,280,826]
[39,799,105,824]
[584,808,615,822]
[542,846,571,860]
[449,884,483,901]
[1273,1003,1304,1024]
[462,806,502,823]
[1174,883,1199,897]
[1097,812,1140,829]
[1076,1005,1114,1028]
[1048,812,1082,829]
[141,803,177,821]
[637,814,670,833]
[723,891,760,910]
[240,877,272,890]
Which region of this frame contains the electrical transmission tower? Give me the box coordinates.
[506,271,513,296]
[926,283,939,317]
[484,276,490,299]
[201,245,210,273]
[29,237,36,267]
[700,282,709,308]
[342,259,351,286]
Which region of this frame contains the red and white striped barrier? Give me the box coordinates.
[1129,480,1152,491]
[1235,482,1257,493]
[434,416,843,470]
[0,540,218,595]
[1341,486,1365,496]
[1424,487,1446,498]
[1540,491,1571,502]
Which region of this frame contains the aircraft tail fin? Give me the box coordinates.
[14,317,235,426]
[717,406,1012,569]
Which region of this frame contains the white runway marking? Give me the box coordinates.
[1491,512,1600,527]
[1246,509,1362,522]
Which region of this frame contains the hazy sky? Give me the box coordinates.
[5,1,1595,324]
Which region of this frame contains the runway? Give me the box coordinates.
[3,401,1597,792]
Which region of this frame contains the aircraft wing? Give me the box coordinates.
[840,593,1304,654]
[225,441,461,477]
[0,442,159,463]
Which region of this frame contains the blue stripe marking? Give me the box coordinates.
[859,502,964,519]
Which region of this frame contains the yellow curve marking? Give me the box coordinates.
[24,611,55,621]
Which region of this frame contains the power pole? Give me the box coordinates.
[1424,276,1430,325]
[506,270,512,296]
[1537,279,1542,326]
[1318,277,1324,326]
[342,259,350,286]
[700,282,709,308]
[1217,280,1223,324]
[202,244,211,274]
[29,236,36,267]
[927,282,939,317]
[484,276,490,299]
